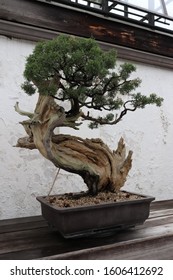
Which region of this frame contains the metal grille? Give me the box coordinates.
[39,0,173,32]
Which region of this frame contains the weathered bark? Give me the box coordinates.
[15,95,133,194]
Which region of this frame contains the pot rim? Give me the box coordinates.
[36,190,155,212]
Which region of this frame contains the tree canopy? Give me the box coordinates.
[21,35,163,129]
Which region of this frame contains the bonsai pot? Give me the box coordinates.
[37,191,154,238]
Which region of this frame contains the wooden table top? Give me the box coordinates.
[0,200,173,260]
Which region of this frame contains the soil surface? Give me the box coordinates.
[46,191,143,208]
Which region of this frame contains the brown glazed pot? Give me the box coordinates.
[37,191,154,238]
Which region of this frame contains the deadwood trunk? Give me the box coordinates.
[15,95,133,194]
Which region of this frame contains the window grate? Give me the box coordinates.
[37,0,173,33]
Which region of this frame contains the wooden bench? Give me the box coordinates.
[0,200,173,259]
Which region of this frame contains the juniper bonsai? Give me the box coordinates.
[15,35,163,195]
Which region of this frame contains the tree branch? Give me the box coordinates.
[81,99,137,126]
[14,102,34,119]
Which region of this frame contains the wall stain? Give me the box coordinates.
[160,108,170,144]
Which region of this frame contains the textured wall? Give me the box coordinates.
[0,35,172,219]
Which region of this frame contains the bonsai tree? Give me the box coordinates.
[15,35,163,195]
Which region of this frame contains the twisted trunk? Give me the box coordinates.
[15,95,133,194]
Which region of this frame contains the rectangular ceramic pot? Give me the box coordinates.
[37,191,154,238]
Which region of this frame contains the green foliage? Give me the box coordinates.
[21,81,36,96]
[22,35,116,96]
[22,35,163,128]
[131,93,163,108]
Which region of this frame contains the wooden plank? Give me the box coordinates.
[0,232,56,255]
[0,217,173,259]
[0,215,44,226]
[149,208,173,219]
[1,19,173,70]
[0,244,69,260]
[1,0,173,58]
[150,199,173,210]
[0,227,52,242]
[42,234,173,260]
[0,199,173,259]
[143,215,173,228]
[0,219,47,234]
[0,222,47,234]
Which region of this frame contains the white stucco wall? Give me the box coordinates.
[0,35,173,219]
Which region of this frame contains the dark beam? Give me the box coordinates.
[0,0,173,59]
